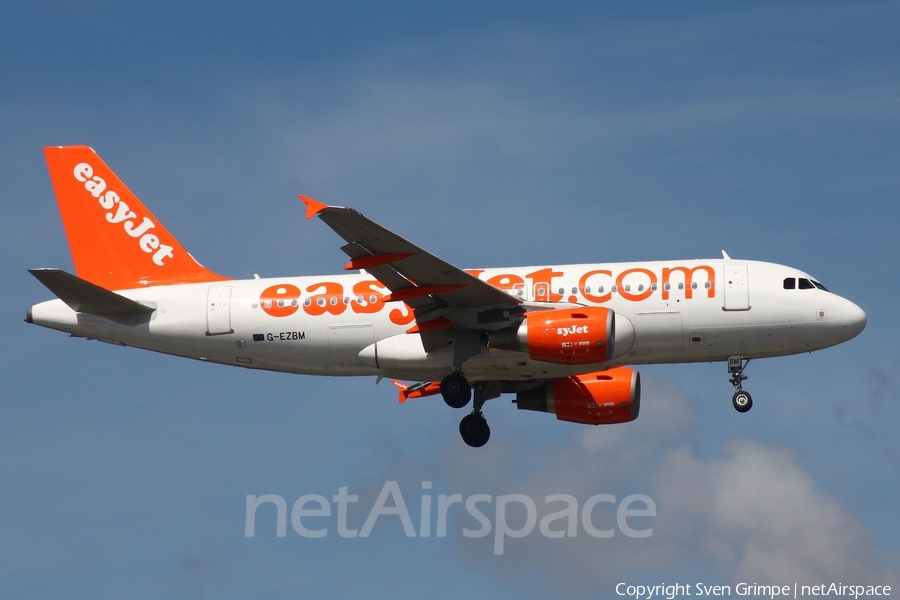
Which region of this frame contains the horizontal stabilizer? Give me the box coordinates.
[28,268,155,317]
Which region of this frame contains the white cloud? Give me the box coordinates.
[364,374,898,596]
[656,442,897,584]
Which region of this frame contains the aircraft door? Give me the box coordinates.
[723,264,750,311]
[207,286,234,335]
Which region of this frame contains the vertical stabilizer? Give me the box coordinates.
[43,146,229,290]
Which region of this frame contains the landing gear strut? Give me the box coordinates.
[458,381,500,447]
[728,355,752,413]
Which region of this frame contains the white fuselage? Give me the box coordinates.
[29,258,866,382]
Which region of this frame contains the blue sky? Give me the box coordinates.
[2,1,898,598]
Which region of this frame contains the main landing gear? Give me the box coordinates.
[440,371,471,409]
[440,372,497,447]
[459,412,490,448]
[728,355,752,413]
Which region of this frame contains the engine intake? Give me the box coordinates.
[514,368,641,425]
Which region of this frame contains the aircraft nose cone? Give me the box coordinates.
[841,300,866,341]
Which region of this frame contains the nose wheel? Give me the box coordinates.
[728,355,753,413]
[732,390,752,412]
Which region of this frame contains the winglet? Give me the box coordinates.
[391,380,443,403]
[298,195,328,220]
[390,380,410,403]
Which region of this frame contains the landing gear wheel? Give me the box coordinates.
[441,372,471,409]
[727,355,753,413]
[732,390,753,413]
[459,412,491,447]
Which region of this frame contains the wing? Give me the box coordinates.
[300,196,525,352]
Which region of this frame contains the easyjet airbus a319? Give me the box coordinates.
[27,146,867,447]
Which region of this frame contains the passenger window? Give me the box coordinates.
[664,283,670,291]
[558,287,564,295]
[304,298,311,307]
[585,286,591,294]
[651,283,658,291]
[691,282,698,290]
[678,283,684,290]
[571,287,578,294]
[704,281,711,289]
[799,278,814,290]
[783,278,796,290]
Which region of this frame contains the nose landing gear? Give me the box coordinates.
[728,355,753,413]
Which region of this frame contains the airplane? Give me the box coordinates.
[27,146,867,447]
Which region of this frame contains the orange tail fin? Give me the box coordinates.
[43,146,229,290]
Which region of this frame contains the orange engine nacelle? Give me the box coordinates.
[489,307,616,365]
[514,367,641,425]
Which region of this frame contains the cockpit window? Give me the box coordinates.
[785,276,828,292]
